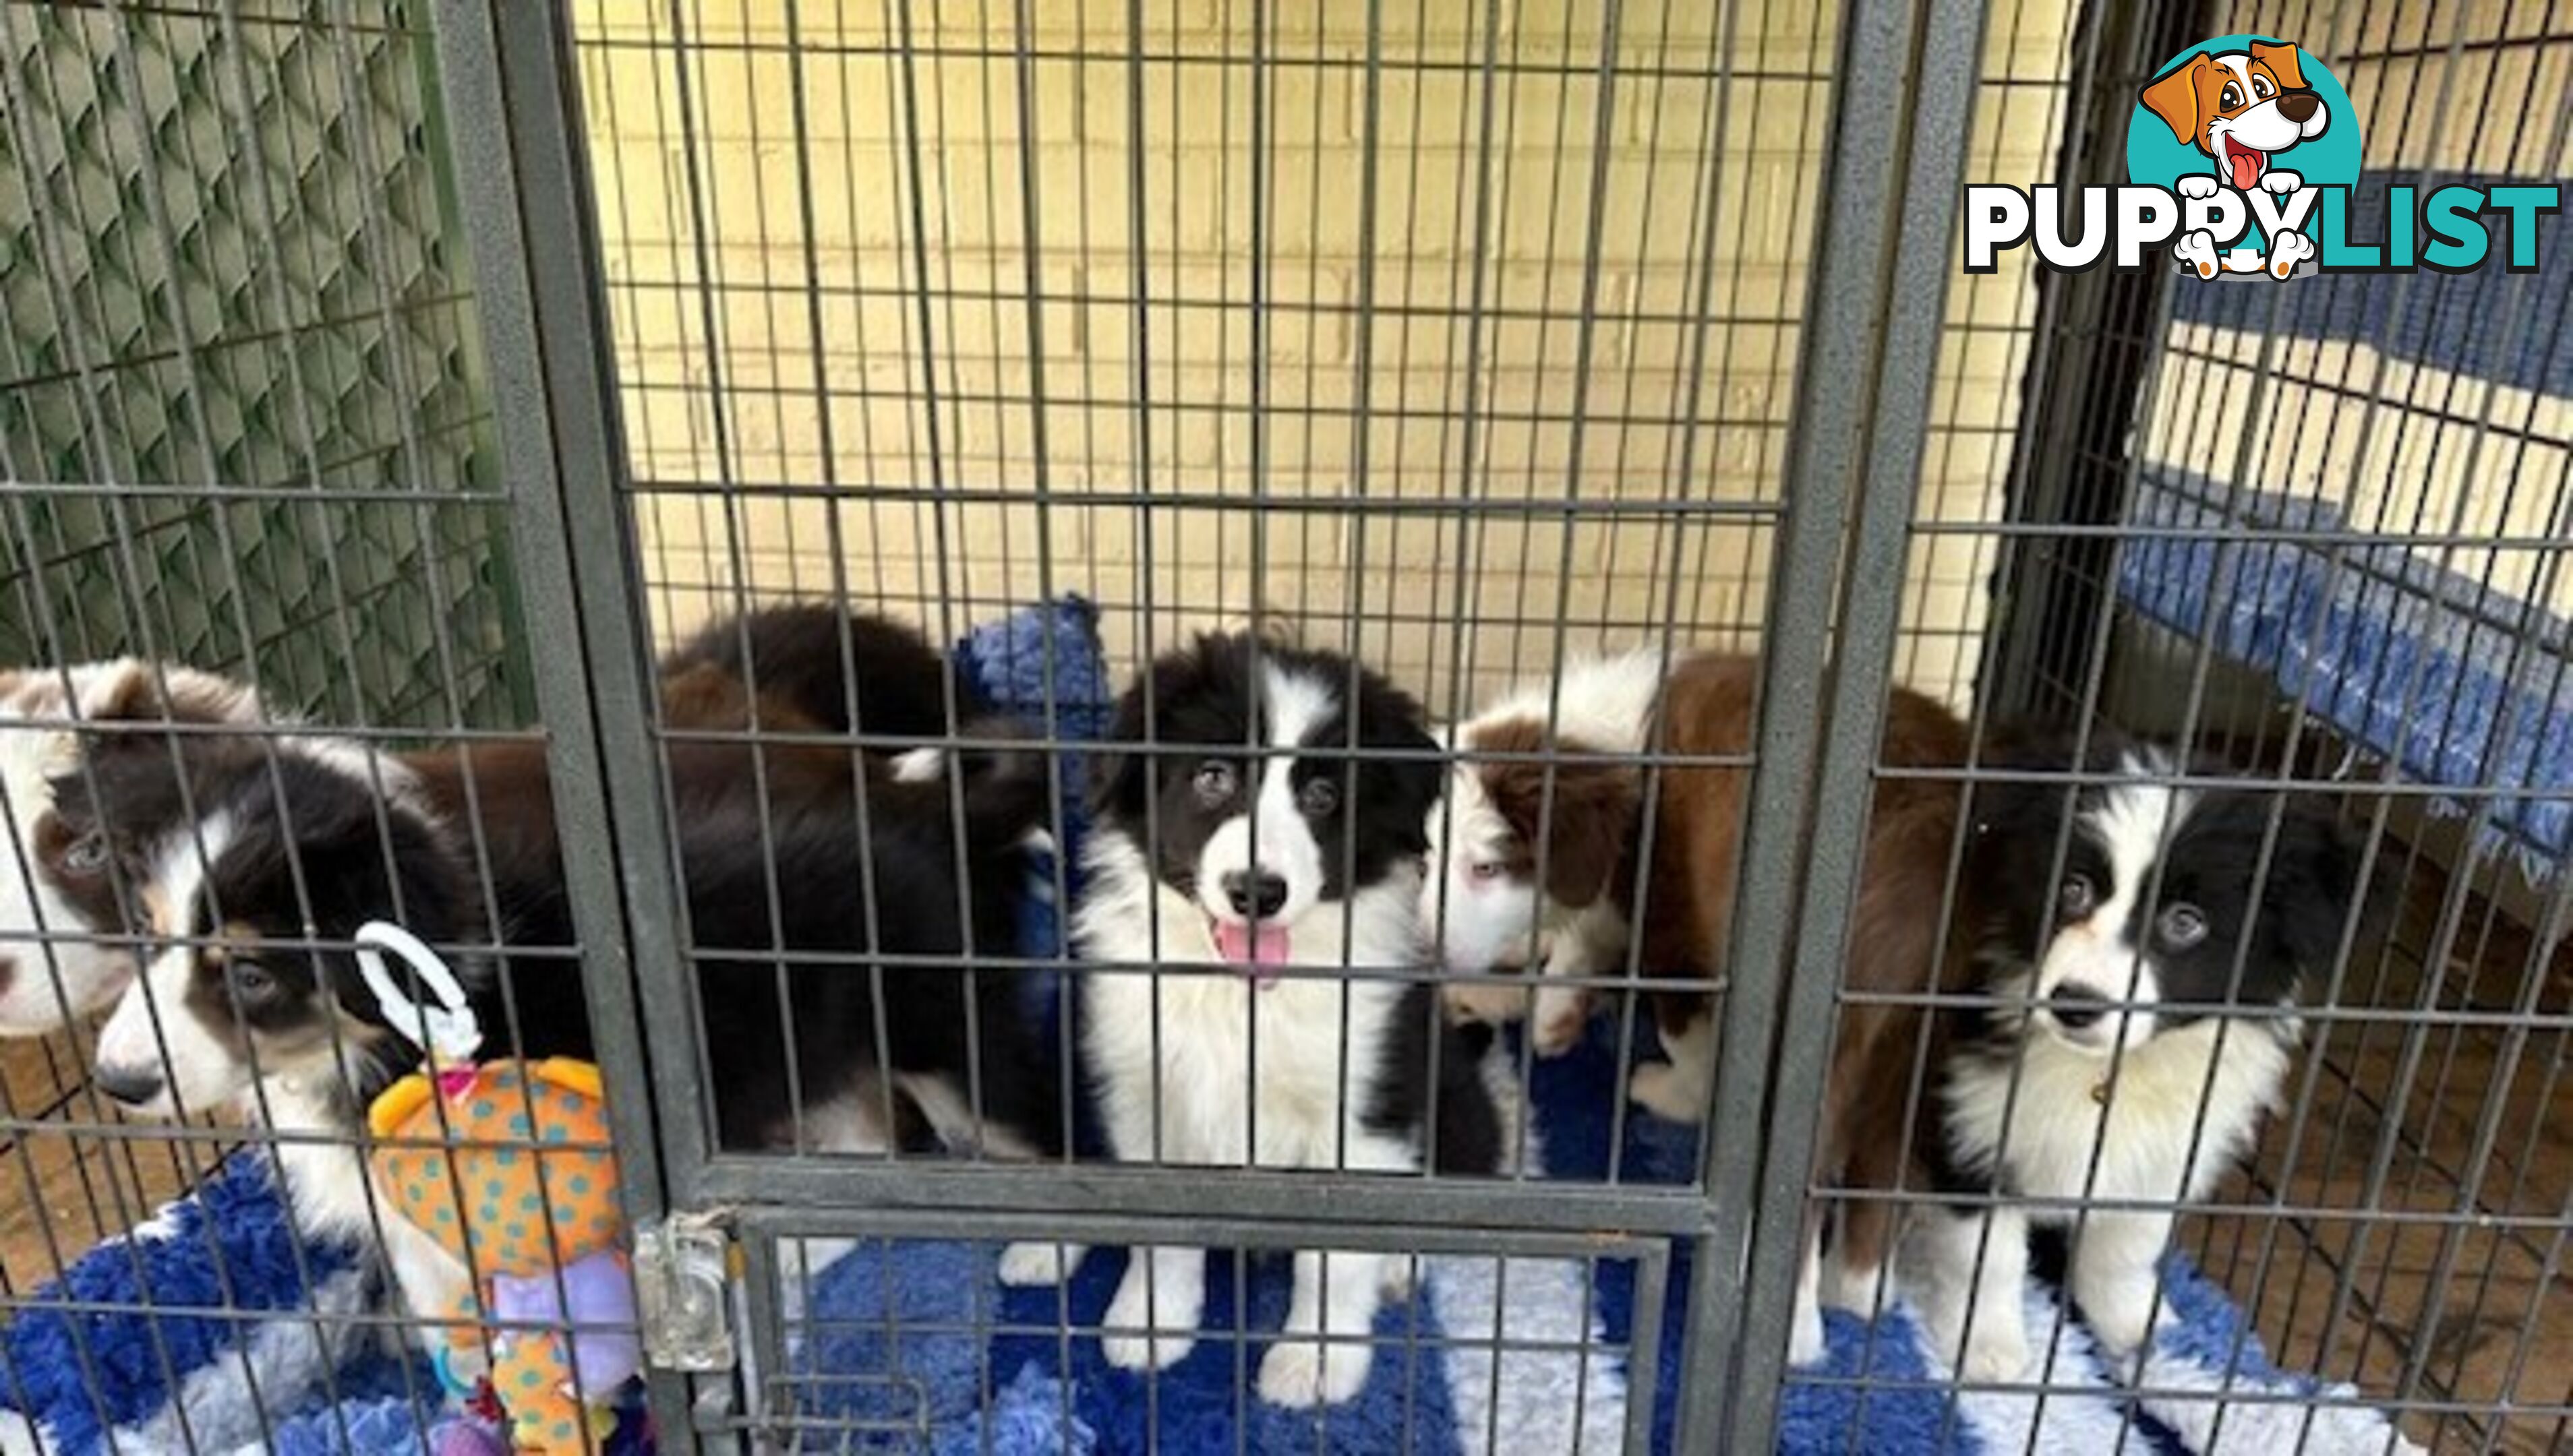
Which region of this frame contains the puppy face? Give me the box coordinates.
[1098,634,1442,970]
[0,662,260,1033]
[2139,42,2330,189]
[89,748,454,1119]
[1970,733,2363,1054]
[1420,717,1638,974]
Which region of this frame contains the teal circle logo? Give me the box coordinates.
[2127,36,2361,276]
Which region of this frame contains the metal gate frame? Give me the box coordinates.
[1980,0,2213,722]
[427,0,1989,1449]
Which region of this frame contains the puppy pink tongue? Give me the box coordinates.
[1212,920,1289,985]
[2228,146,2262,191]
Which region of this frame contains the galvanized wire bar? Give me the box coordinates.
[1716,0,1990,1447]
[1670,0,1955,1440]
[430,1,701,1447]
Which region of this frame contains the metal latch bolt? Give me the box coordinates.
[634,1211,736,1371]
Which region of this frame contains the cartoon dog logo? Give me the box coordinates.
[2140,40,2331,278]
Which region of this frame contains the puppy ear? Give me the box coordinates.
[1089,677,1158,822]
[1089,639,1216,823]
[1352,685,1446,857]
[1216,597,1301,650]
[2249,40,2307,92]
[1477,751,1640,909]
[77,659,262,729]
[2140,54,2211,145]
[2261,795,2371,975]
[1961,719,2096,841]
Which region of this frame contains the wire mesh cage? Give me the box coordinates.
[0,0,521,1303]
[0,0,2564,1453]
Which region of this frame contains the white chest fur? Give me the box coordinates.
[1945,1016,2293,1212]
[1076,835,1421,1171]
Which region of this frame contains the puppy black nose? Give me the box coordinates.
[2046,983,2108,1029]
[1222,868,1289,919]
[94,1063,165,1108]
[2278,92,2318,123]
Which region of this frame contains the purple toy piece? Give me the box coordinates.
[427,1416,512,1456]
[487,1248,644,1393]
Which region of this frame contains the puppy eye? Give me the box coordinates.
[2220,83,2243,109]
[2253,76,2272,98]
[2057,874,2098,918]
[60,835,110,874]
[1469,861,1504,882]
[226,960,280,1004]
[1296,778,1338,818]
[1191,760,1237,803]
[2158,904,2208,949]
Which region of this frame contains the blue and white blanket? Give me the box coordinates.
[2120,469,2573,880]
[766,1014,2421,1455]
[0,597,2423,1453]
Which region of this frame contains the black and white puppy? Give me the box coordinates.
[79,608,1059,1238]
[999,632,1503,1407]
[1909,729,2367,1377]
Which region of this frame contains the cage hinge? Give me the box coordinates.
[634,1208,737,1372]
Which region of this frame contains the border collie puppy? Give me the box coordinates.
[80,724,1063,1223]
[79,609,1059,1234]
[1907,729,2365,1378]
[1423,650,1972,1365]
[658,599,987,744]
[1001,632,1500,1407]
[1419,647,1663,1054]
[0,661,262,1033]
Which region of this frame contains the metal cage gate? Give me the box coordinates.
[1,0,2562,1451]
[421,0,2573,1450]
[433,0,2003,1448]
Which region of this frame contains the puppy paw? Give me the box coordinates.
[997,1240,1087,1287]
[2079,1291,2170,1360]
[2262,169,2303,193]
[1530,1004,1589,1058]
[1257,1340,1371,1407]
[1823,1259,1889,1316]
[1785,1306,1828,1368]
[1918,1292,2025,1383]
[1100,1271,1199,1372]
[1628,1060,1705,1123]
[1957,1323,2030,1385]
[2176,174,2220,200]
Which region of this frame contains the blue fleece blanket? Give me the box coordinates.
[0,595,2422,1453]
[2119,470,2573,880]
[765,1010,2421,1455]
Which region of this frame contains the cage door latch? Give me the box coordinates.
[634,1209,737,1372]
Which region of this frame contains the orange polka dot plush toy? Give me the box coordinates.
[355,924,640,1456]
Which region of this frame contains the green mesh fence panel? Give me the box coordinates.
[0,1,521,731]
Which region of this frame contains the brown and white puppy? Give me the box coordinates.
[0,661,264,1033]
[1423,649,1973,1366]
[1421,648,1661,1056]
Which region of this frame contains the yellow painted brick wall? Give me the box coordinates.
[574,0,2071,712]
